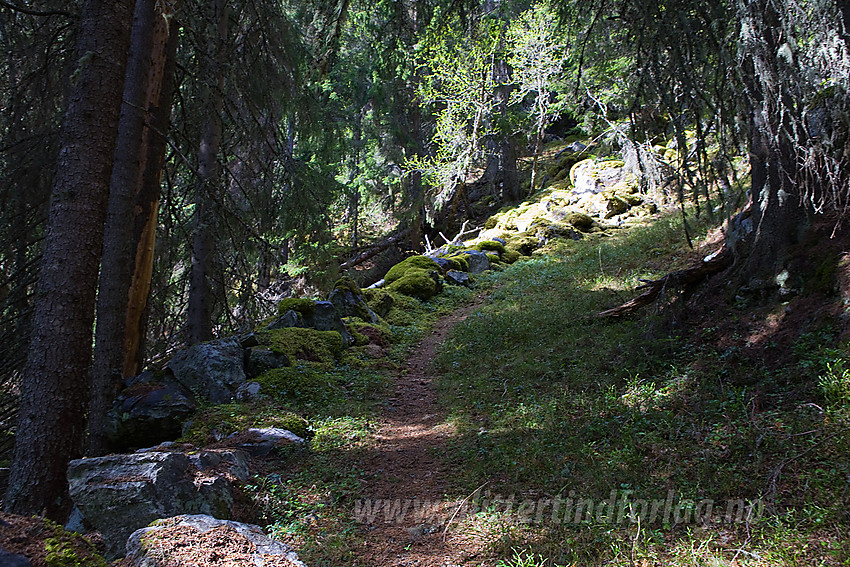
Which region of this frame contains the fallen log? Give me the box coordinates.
[598,247,733,317]
[339,229,410,271]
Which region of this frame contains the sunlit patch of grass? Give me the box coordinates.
[434,210,850,565]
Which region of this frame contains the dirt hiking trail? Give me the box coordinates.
[357,298,487,567]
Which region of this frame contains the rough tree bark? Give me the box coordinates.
[88,0,161,456]
[4,0,133,520]
[737,0,810,285]
[124,11,180,378]
[485,23,520,202]
[187,0,228,345]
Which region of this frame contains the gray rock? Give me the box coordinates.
[166,337,247,404]
[245,347,290,379]
[329,286,379,323]
[125,515,307,567]
[0,547,31,567]
[571,160,601,195]
[65,505,88,533]
[236,380,262,401]
[68,448,248,558]
[266,302,353,346]
[239,332,260,348]
[188,449,251,483]
[460,250,491,274]
[445,270,471,287]
[266,308,301,330]
[491,237,507,245]
[105,381,196,451]
[429,257,455,273]
[229,427,306,457]
[305,301,353,346]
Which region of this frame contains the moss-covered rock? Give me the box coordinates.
[256,327,344,367]
[387,268,441,300]
[446,254,470,272]
[606,195,630,217]
[348,320,392,347]
[332,275,361,295]
[506,235,539,256]
[180,402,311,444]
[276,297,316,318]
[385,255,442,284]
[329,276,377,323]
[362,288,394,317]
[502,248,522,264]
[474,240,506,254]
[567,212,595,232]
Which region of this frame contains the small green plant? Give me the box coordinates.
[44,536,107,567]
[818,360,850,408]
[496,548,551,567]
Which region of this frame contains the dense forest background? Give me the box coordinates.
[0,0,848,524]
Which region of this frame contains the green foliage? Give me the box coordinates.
[405,19,503,209]
[496,549,549,567]
[384,255,442,284]
[819,360,850,409]
[256,367,343,406]
[41,520,107,567]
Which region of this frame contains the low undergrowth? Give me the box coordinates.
[433,212,850,565]
[193,282,475,566]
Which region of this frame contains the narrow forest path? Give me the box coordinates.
[356,298,486,567]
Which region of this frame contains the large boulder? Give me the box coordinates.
[265,299,354,346]
[125,515,307,567]
[459,250,491,274]
[227,427,306,457]
[245,347,290,379]
[68,448,248,558]
[329,277,379,323]
[105,373,196,451]
[307,301,354,345]
[166,337,246,404]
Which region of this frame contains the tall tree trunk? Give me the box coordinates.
[124,9,179,379]
[187,0,228,345]
[4,0,133,520]
[486,24,520,202]
[88,0,160,457]
[738,0,810,285]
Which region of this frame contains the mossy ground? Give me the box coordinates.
[256,327,344,367]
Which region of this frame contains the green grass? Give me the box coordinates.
[211,206,850,566]
[432,211,850,565]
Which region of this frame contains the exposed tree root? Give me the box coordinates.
[599,247,733,317]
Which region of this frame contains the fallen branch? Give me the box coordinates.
[339,229,410,271]
[598,247,733,317]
